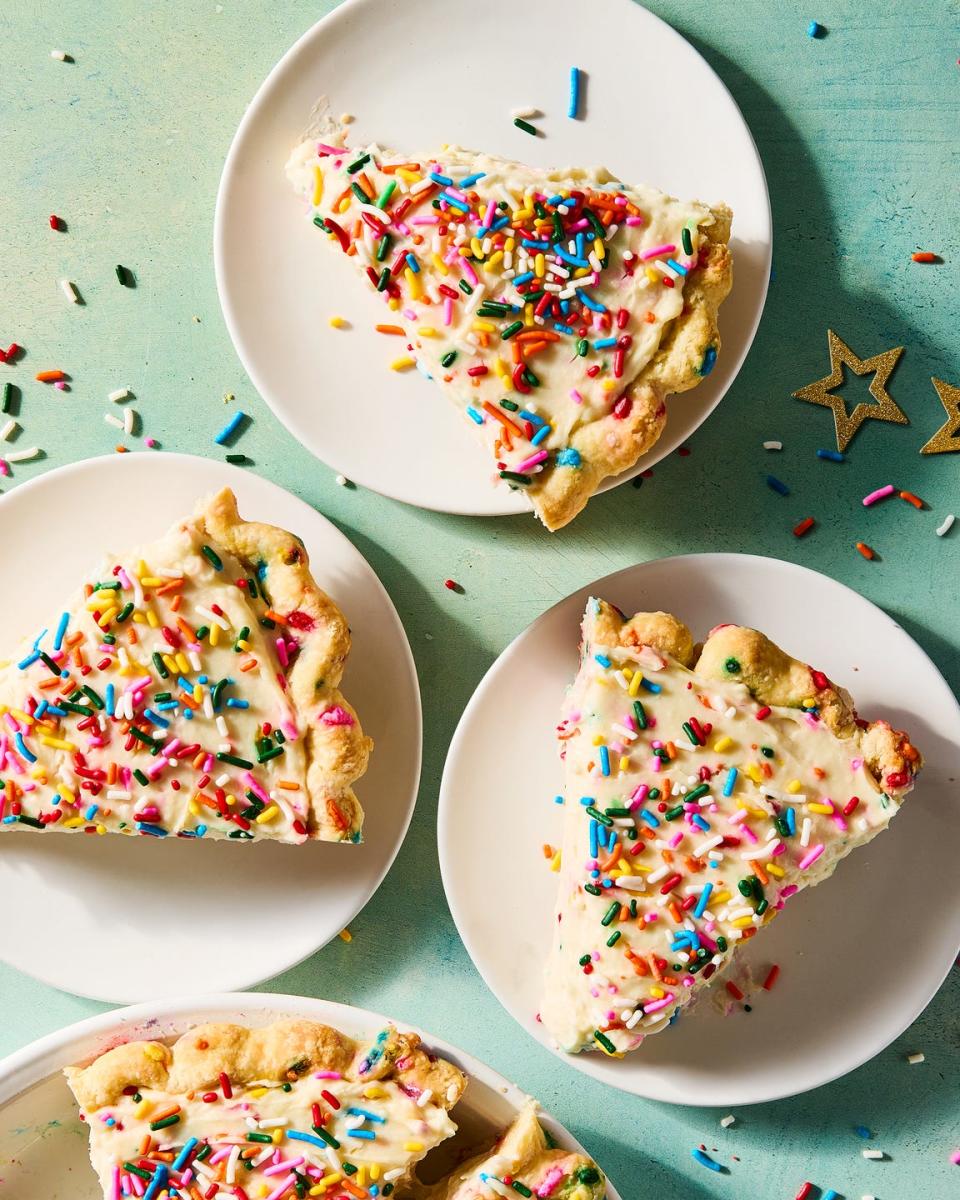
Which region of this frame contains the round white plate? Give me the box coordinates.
[0,991,622,1200]
[215,0,770,517]
[439,553,960,1105]
[0,454,421,1003]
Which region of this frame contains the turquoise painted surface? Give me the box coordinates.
[1,1,958,1195]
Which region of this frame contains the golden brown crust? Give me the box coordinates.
[197,489,372,839]
[586,599,922,792]
[531,205,734,531]
[65,1019,466,1113]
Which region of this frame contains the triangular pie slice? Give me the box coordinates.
[0,488,371,843]
[65,1019,466,1199]
[287,121,732,530]
[542,599,922,1054]
[414,1104,607,1200]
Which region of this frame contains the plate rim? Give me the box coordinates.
[0,990,623,1200]
[213,0,772,517]
[438,550,960,1105]
[0,452,423,1001]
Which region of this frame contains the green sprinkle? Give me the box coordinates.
[648,787,660,800]
[716,936,728,952]
[257,744,284,764]
[60,700,94,717]
[115,602,134,623]
[311,1125,340,1149]
[18,814,43,829]
[514,117,537,136]
[94,580,122,590]
[375,266,390,292]
[499,470,532,485]
[499,398,520,411]
[150,1114,181,1132]
[123,1163,152,1181]
[756,898,769,915]
[115,264,131,286]
[600,900,619,927]
[523,367,540,388]
[685,783,710,804]
[225,454,248,465]
[577,1167,602,1186]
[578,953,592,966]
[129,727,158,748]
[82,685,105,710]
[633,701,647,729]
[585,806,613,827]
[377,180,397,209]
[760,745,775,758]
[102,633,116,645]
[350,181,369,203]
[194,625,209,641]
[201,545,224,571]
[604,806,630,817]
[1,383,13,414]
[584,883,601,896]
[217,751,253,769]
[458,279,474,295]
[440,350,457,368]
[133,769,150,786]
[346,152,370,174]
[342,1163,358,1176]
[234,626,250,650]
[724,657,741,674]
[375,234,391,262]
[512,1182,533,1197]
[593,1030,617,1054]
[682,721,700,746]
[585,210,606,241]
[576,338,589,356]
[152,651,169,679]
[246,576,259,599]
[246,1131,273,1144]
[681,226,694,255]
[665,803,684,820]
[500,321,523,340]
[606,930,622,947]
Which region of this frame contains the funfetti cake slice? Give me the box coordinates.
[417,1104,607,1200]
[0,489,371,843]
[65,1019,465,1200]
[542,600,921,1055]
[286,123,732,530]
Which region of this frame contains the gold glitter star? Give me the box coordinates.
[792,329,907,452]
[920,377,960,455]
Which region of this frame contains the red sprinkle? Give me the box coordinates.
[725,981,744,1001]
[49,214,63,231]
[793,517,815,537]
[444,578,462,592]
[755,706,771,721]
[321,1089,340,1110]
[795,1184,815,1200]
[843,796,860,817]
[762,963,780,991]
[219,1071,232,1099]
[856,541,876,560]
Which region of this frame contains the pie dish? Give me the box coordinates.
[65,1018,607,1199]
[287,122,732,529]
[0,488,371,843]
[542,599,922,1055]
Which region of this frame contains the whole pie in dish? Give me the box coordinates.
[65,1018,608,1199]
[542,599,922,1055]
[287,121,733,530]
[0,489,371,843]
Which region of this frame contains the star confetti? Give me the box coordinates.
[793,329,907,452]
[920,377,960,455]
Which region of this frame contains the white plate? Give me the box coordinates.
[0,991,623,1200]
[0,454,421,1003]
[215,0,770,517]
[439,553,960,1104]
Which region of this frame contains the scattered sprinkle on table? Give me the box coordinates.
[513,116,538,136]
[36,369,67,383]
[793,517,815,537]
[0,418,18,441]
[795,1182,815,1199]
[214,410,246,445]
[911,251,941,263]
[691,1148,722,1172]
[766,474,790,496]
[59,279,79,304]
[761,963,780,990]
[862,1148,885,1160]
[328,315,349,328]
[763,440,783,450]
[50,49,72,61]
[108,387,131,403]
[6,446,40,462]
[115,264,133,286]
[863,484,894,506]
[855,1125,872,1139]
[511,106,540,119]
[48,214,63,231]
[936,514,955,537]
[224,452,248,464]
[390,356,416,371]
[2,383,14,412]
[720,1115,736,1128]
[444,578,462,593]
[816,447,844,462]
[338,927,353,942]
[335,474,349,487]
[807,20,825,37]
[568,67,582,118]
[906,1051,925,1064]
[899,489,924,509]
[855,541,876,560]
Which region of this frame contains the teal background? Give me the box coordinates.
[1,1,958,1195]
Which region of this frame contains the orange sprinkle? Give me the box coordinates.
[750,859,769,886]
[482,401,523,435]
[239,658,258,672]
[911,251,940,263]
[899,490,924,509]
[276,780,301,791]
[169,595,182,613]
[115,445,128,454]
[35,369,66,382]
[541,843,554,858]
[855,541,875,560]
[375,324,406,335]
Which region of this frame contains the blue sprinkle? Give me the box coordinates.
[183,708,194,720]
[14,733,36,763]
[137,822,168,837]
[807,19,825,38]
[640,678,661,694]
[51,794,61,806]
[579,796,594,806]
[350,1129,377,1141]
[105,683,115,717]
[1,815,15,824]
[519,409,546,425]
[226,698,250,709]
[214,410,247,446]
[458,172,485,187]
[568,66,581,119]
[691,1148,722,1173]
[143,708,170,729]
[34,700,48,719]
[554,795,564,805]
[692,814,710,831]
[556,246,589,268]
[512,271,535,285]
[156,700,179,711]
[531,424,551,445]
[723,767,738,797]
[405,252,420,273]
[594,654,612,668]
[576,288,607,313]
[429,171,453,186]
[143,1165,169,1200]
[666,258,688,276]
[553,322,574,334]
[347,1107,386,1123]
[521,238,550,250]
[589,820,599,858]
[639,809,660,829]
[601,878,613,888]
[466,405,484,425]
[172,1139,198,1172]
[195,824,207,837]
[488,215,510,232]
[440,191,470,212]
[593,337,618,350]
[17,650,40,670]
[817,448,845,462]
[287,1130,332,1149]
[786,806,797,834]
[823,1191,840,1200]
[576,232,585,259]
[53,611,70,651]
[557,448,581,467]
[85,804,98,821]
[599,745,610,777]
[855,1125,872,1139]
[694,882,713,918]
[766,474,790,496]
[46,704,66,717]
[699,346,718,375]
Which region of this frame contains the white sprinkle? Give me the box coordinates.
[936,513,955,537]
[109,387,131,403]
[862,1149,885,1160]
[800,816,812,847]
[416,1087,434,1107]
[720,1114,736,1128]
[50,49,69,60]
[907,1051,925,1064]
[5,446,40,462]
[335,474,349,487]
[646,863,671,884]
[60,278,79,303]
[862,1195,877,1200]
[511,106,540,119]
[123,406,135,436]
[763,440,783,451]
[104,412,124,429]
[613,875,648,891]
[0,418,17,441]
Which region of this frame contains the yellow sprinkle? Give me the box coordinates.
[593,237,605,259]
[431,253,449,276]
[328,315,348,329]
[619,755,630,773]
[63,816,85,828]
[271,1128,283,1144]
[175,652,190,673]
[628,671,644,696]
[140,576,163,587]
[592,735,605,747]
[404,266,422,300]
[504,237,516,252]
[255,805,280,824]
[137,559,150,578]
[354,1168,367,1187]
[808,803,833,815]
[745,764,763,784]
[732,916,755,928]
[786,779,802,794]
[363,1085,386,1099]
[766,863,785,877]
[59,785,75,803]
[134,1099,154,1119]
[39,736,76,752]
[534,252,545,278]
[524,302,534,327]
[312,164,324,207]
[574,266,590,278]
[713,736,733,753]
[390,356,416,372]
[387,297,400,311]
[472,320,496,333]
[713,890,732,904]
[162,654,178,675]
[209,623,220,647]
[748,806,768,819]
[96,823,106,835]
[97,608,118,628]
[10,708,34,725]
[550,850,562,872]
[369,1165,381,1181]
[802,697,817,708]
[418,326,437,338]
[397,168,420,182]
[132,612,146,624]
[486,249,503,269]
[189,799,201,817]
[247,1087,268,1099]
[649,986,665,999]
[236,639,250,652]
[338,927,353,943]
[404,1142,424,1153]
[335,196,351,215]
[513,208,533,221]
[29,767,46,780]
[470,237,484,259]
[493,356,509,380]
[616,857,632,875]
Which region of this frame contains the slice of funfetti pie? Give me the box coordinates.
[418,1104,607,1200]
[286,123,732,530]
[542,600,922,1055]
[65,1019,465,1199]
[0,489,371,843]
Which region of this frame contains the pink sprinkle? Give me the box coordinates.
[443,298,453,326]
[649,755,662,773]
[643,994,675,1014]
[111,1165,121,1200]
[316,142,342,156]
[950,1149,960,1165]
[265,1173,296,1200]
[570,388,584,404]
[629,783,649,810]
[411,216,440,226]
[640,243,676,260]
[263,1158,304,1177]
[863,484,895,506]
[314,1070,343,1080]
[145,437,158,448]
[319,705,354,726]
[625,216,644,226]
[0,460,10,476]
[516,449,548,473]
[243,772,271,804]
[536,1167,565,1198]
[798,843,825,870]
[55,380,67,390]
[459,256,479,286]
[668,830,684,848]
[740,823,759,844]
[275,637,289,668]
